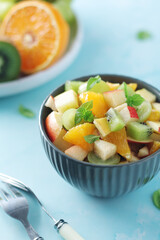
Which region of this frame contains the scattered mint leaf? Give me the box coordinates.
[127,94,144,107]
[19,105,35,118]
[152,189,160,210]
[137,31,152,40]
[84,135,100,144]
[87,75,101,91]
[75,101,94,125]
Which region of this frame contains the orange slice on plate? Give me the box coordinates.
[0,0,70,74]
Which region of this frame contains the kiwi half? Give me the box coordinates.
[127,122,153,141]
[0,41,21,82]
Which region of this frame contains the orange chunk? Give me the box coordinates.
[79,91,108,118]
[106,82,120,91]
[63,123,95,151]
[147,109,160,121]
[104,128,131,160]
[0,1,70,73]
[128,83,138,91]
[150,141,160,155]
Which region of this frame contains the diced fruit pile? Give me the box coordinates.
[0,0,74,82]
[45,75,160,165]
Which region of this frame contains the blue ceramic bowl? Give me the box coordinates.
[39,74,160,198]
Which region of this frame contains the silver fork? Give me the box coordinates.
[0,173,85,240]
[0,184,43,240]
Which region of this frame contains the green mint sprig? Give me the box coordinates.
[75,101,94,125]
[124,82,144,107]
[84,135,100,144]
[87,75,101,91]
[19,105,35,118]
[137,31,152,40]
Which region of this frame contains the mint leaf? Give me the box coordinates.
[152,189,160,210]
[80,101,93,111]
[75,112,83,125]
[19,105,35,118]
[84,135,100,143]
[137,31,152,40]
[75,101,94,125]
[84,111,94,122]
[87,75,101,90]
[127,94,144,107]
[130,94,144,106]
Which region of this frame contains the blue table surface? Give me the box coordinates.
[1,0,160,239]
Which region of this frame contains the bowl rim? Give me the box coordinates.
[39,73,160,168]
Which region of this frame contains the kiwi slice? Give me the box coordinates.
[0,41,21,82]
[127,122,153,141]
[106,108,125,132]
[136,101,152,122]
[88,152,121,165]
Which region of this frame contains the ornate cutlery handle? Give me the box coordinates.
[55,219,85,240]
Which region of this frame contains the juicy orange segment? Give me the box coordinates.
[79,91,108,118]
[63,123,95,151]
[105,128,131,160]
[150,141,160,155]
[0,1,70,73]
[147,109,160,121]
[128,83,137,91]
[106,82,120,91]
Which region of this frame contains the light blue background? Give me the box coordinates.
[1,0,160,239]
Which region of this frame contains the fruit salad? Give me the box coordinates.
[44,76,160,165]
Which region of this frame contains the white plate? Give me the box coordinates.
[0,18,83,97]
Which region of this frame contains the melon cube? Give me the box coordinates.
[94,140,117,161]
[136,88,156,103]
[65,145,88,161]
[152,102,160,113]
[55,90,79,113]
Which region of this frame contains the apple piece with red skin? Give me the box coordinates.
[65,145,88,161]
[45,95,57,111]
[103,89,126,108]
[146,121,160,134]
[127,136,153,144]
[45,111,62,142]
[119,106,139,124]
